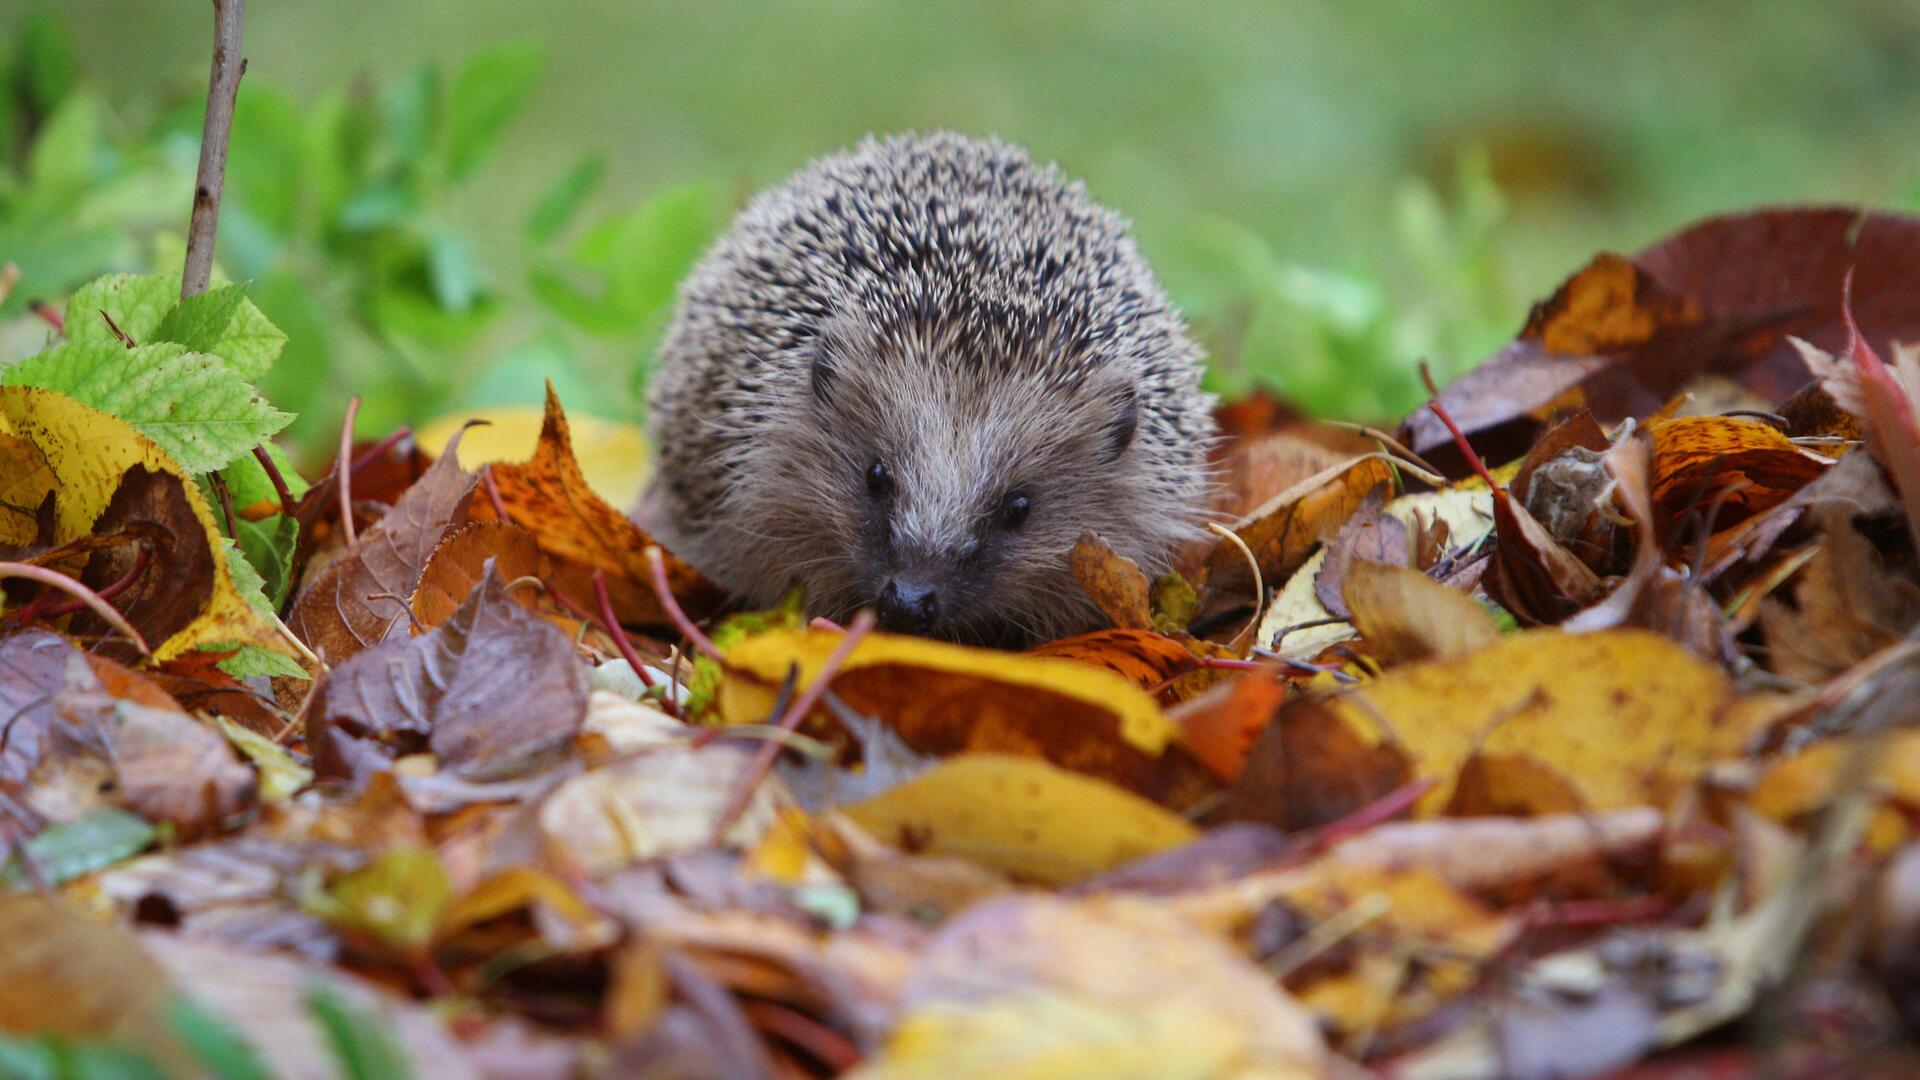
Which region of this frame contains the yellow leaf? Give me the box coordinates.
[722,627,1208,804]
[0,388,293,663]
[437,866,603,941]
[211,715,311,801]
[844,753,1197,885]
[1342,559,1502,665]
[1750,730,1920,851]
[1325,628,1740,815]
[860,993,1309,1080]
[417,402,652,511]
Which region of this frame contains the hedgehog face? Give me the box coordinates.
[757,333,1139,644]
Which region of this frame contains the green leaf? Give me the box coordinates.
[304,985,413,1080]
[3,342,292,473]
[525,153,604,245]
[211,716,311,802]
[220,441,309,512]
[63,272,179,348]
[152,284,244,352]
[444,41,543,182]
[25,92,101,193]
[154,285,289,382]
[0,808,155,891]
[211,644,309,682]
[167,997,273,1080]
[424,228,479,312]
[17,11,79,116]
[233,514,298,610]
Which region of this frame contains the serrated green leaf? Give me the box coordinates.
[445,41,543,182]
[0,808,155,891]
[233,514,298,609]
[526,153,604,245]
[153,284,288,383]
[2,342,292,472]
[212,645,309,681]
[152,284,244,351]
[63,272,178,347]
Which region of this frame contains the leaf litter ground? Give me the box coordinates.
[7,206,1920,1077]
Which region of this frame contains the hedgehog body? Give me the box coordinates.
[641,132,1216,643]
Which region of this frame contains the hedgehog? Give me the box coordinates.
[639,132,1217,644]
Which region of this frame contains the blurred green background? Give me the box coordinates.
[6,1,1920,462]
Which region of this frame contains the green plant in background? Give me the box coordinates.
[0,8,1520,453]
[1154,148,1513,420]
[0,12,722,463]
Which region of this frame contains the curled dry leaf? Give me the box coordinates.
[1312,492,1410,618]
[719,627,1215,808]
[1212,694,1415,831]
[410,520,551,631]
[468,384,723,626]
[287,431,477,664]
[65,468,214,661]
[1067,530,1153,630]
[1758,505,1920,682]
[1408,208,1920,461]
[843,752,1199,885]
[1204,453,1398,604]
[1646,416,1831,541]
[0,388,292,662]
[1342,557,1501,666]
[305,561,587,784]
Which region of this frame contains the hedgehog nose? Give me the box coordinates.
[877,578,941,635]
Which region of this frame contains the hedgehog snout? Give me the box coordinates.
[876,576,941,635]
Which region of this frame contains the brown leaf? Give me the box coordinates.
[1408,207,1920,463]
[0,896,189,1073]
[0,629,100,828]
[53,694,255,836]
[304,561,587,783]
[1759,504,1920,681]
[1068,531,1153,630]
[1487,488,1605,625]
[1168,671,1289,783]
[1343,558,1502,665]
[471,385,723,625]
[1313,494,1409,618]
[1215,430,1350,520]
[411,520,551,631]
[288,435,476,664]
[65,467,215,661]
[1204,454,1397,601]
[1211,695,1415,830]
[1025,627,1197,691]
[1648,416,1831,541]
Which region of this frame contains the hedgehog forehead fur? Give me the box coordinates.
[642,131,1218,643]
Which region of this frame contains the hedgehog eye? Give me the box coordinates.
[865,461,894,501]
[997,491,1031,531]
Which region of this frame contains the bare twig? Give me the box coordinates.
[337,396,361,547]
[708,611,876,845]
[181,0,247,299]
[250,444,298,516]
[644,545,722,661]
[593,569,661,689]
[28,301,63,333]
[0,562,151,656]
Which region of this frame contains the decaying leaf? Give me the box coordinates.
[287,433,477,664]
[0,388,294,663]
[304,562,587,783]
[1205,454,1399,601]
[469,385,723,625]
[1068,530,1154,630]
[1342,558,1502,665]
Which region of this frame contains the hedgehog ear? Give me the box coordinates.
[1102,387,1138,462]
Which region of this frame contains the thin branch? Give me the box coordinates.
[644,546,721,660]
[593,569,661,689]
[181,0,247,299]
[250,444,298,516]
[0,562,151,656]
[709,611,876,845]
[337,396,361,547]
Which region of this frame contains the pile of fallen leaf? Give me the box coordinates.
[6,205,1920,1079]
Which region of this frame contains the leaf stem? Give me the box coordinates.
[251,444,298,516]
[0,561,151,656]
[337,396,360,547]
[592,569,660,689]
[644,545,721,661]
